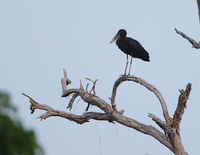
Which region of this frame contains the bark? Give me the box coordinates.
[23,71,192,155]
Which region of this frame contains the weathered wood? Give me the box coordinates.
[112,112,173,151]
[111,75,171,124]
[175,28,200,49]
[173,83,192,135]
[23,71,192,155]
[61,69,71,92]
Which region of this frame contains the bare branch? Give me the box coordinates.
[112,112,173,152]
[62,89,81,97]
[80,80,83,89]
[80,93,113,114]
[67,93,79,110]
[62,88,113,114]
[85,103,90,111]
[197,0,200,23]
[22,93,110,124]
[148,113,168,131]
[61,69,71,92]
[85,78,98,95]
[175,28,200,49]
[23,92,173,151]
[173,83,192,135]
[24,70,193,154]
[111,75,170,124]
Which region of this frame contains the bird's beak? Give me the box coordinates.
[110,33,119,43]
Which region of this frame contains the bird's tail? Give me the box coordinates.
[141,51,150,62]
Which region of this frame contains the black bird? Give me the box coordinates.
[110,29,150,75]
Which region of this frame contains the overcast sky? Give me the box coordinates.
[1,0,200,155]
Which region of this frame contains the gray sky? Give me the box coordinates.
[0,0,199,154]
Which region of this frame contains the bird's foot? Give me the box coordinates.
[127,74,133,77]
[120,74,128,77]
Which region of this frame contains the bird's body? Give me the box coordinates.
[110,29,150,75]
[116,36,150,61]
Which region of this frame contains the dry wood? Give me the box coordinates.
[148,113,167,131]
[112,112,172,151]
[111,75,171,124]
[23,71,192,155]
[61,69,71,92]
[173,83,192,135]
[175,28,200,49]
[67,93,79,110]
[22,93,109,124]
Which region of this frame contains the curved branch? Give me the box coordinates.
[67,93,79,110]
[24,70,192,154]
[62,88,81,97]
[111,75,170,124]
[112,112,173,152]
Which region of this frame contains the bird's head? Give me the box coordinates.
[110,29,127,43]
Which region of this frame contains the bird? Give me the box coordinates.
[110,29,150,75]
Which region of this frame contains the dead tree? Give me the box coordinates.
[23,69,191,155]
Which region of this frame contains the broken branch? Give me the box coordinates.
[173,83,192,135]
[175,28,200,49]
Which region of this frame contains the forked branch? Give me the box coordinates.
[22,93,109,124]
[23,70,192,155]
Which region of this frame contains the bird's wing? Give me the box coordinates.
[126,37,150,61]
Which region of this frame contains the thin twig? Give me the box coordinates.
[86,78,98,95]
[67,93,79,110]
[85,103,90,111]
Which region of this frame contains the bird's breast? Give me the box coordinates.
[116,38,131,55]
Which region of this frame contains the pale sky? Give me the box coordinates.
[0,0,200,155]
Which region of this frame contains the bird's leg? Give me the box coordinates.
[128,57,133,75]
[124,54,129,75]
